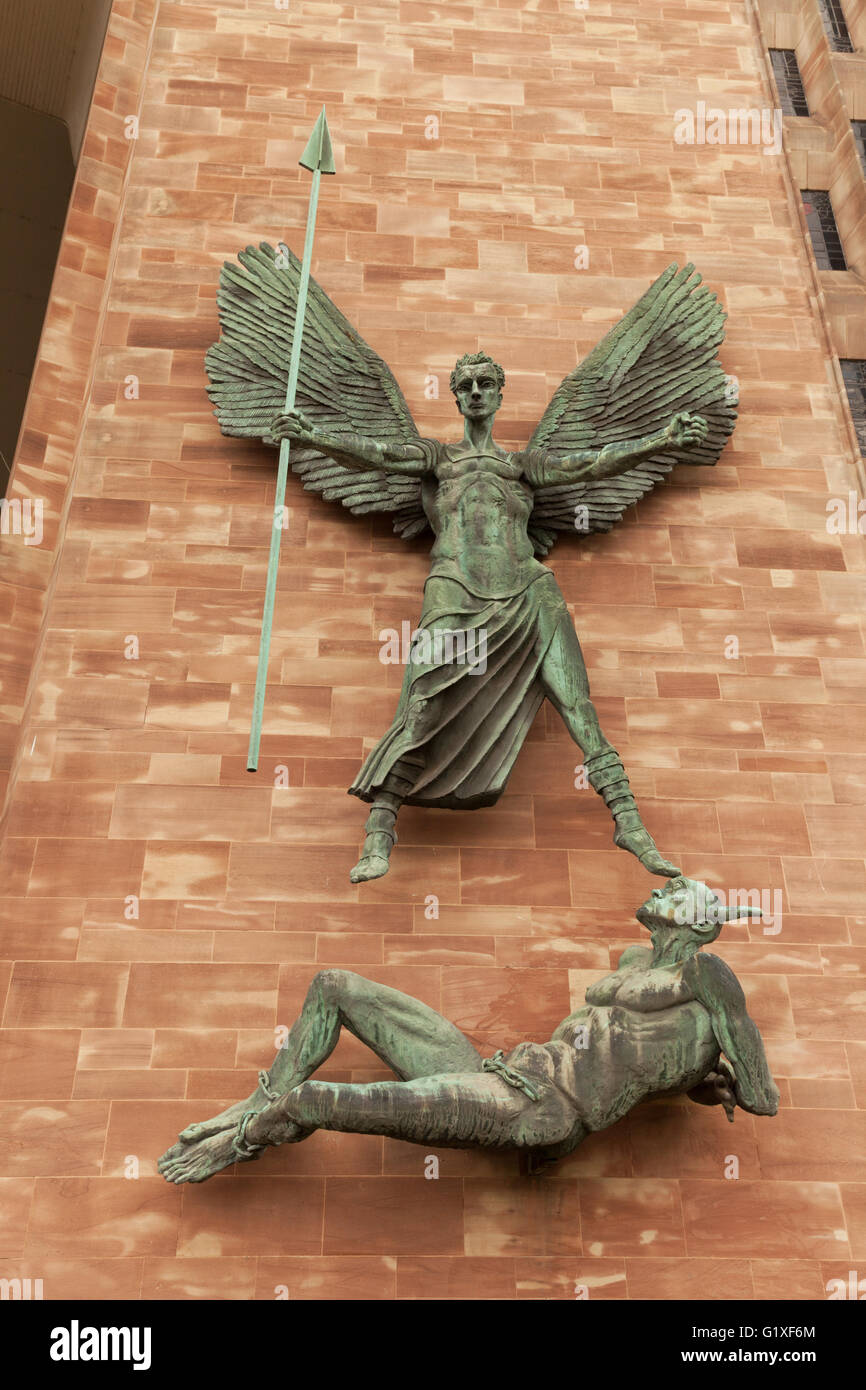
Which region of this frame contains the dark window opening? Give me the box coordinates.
[852,120,866,178]
[769,49,810,116]
[840,360,866,454]
[816,0,855,53]
[801,190,847,270]
[0,0,113,495]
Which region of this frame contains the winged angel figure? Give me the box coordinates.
[206,249,735,884]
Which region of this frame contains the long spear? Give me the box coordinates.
[247,107,336,771]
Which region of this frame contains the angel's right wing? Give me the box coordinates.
[205,241,429,540]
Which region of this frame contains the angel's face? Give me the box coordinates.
[454,368,501,422]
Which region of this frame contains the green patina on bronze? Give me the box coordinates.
[206,249,736,881]
[246,108,335,773]
[158,879,778,1184]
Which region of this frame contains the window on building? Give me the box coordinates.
[852,120,866,178]
[840,360,866,453]
[769,50,810,116]
[801,190,848,269]
[816,0,855,53]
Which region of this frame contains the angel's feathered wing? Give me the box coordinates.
[205,242,429,540]
[527,263,736,555]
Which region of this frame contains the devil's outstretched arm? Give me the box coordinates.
[685,952,780,1116]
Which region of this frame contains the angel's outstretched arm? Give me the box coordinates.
[271,409,432,476]
[531,411,708,487]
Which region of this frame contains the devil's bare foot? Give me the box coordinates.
[178,1078,270,1144]
[614,825,680,879]
[159,1129,250,1184]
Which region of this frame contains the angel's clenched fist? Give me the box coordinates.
[665,411,708,447]
[270,408,317,443]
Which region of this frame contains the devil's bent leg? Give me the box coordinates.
[266,969,483,1095]
[174,967,484,1148]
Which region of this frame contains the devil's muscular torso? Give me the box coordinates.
[420,444,551,600]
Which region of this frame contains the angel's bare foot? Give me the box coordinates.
[178,1075,271,1144]
[350,807,397,884]
[159,1128,251,1184]
[350,836,393,883]
[614,823,681,878]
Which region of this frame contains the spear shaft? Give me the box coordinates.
[247,108,335,771]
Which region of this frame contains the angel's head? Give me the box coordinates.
[450,351,504,423]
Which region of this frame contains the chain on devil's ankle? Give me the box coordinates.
[233,1109,266,1159]
[258,1069,280,1101]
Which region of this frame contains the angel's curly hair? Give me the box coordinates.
[449,351,505,395]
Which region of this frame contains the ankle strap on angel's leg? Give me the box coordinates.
[364,803,398,846]
[584,748,638,818]
[584,747,625,789]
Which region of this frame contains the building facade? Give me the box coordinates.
[0,0,864,1300]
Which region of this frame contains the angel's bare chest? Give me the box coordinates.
[423,450,543,596]
[431,451,533,519]
[586,963,696,1013]
[437,448,522,480]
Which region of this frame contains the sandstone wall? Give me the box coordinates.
[0,0,863,1300]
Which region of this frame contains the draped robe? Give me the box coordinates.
[349,441,579,810]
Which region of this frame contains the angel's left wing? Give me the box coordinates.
[205,241,429,540]
[526,263,736,555]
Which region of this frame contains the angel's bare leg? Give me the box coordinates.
[538,606,680,878]
[169,968,482,1145]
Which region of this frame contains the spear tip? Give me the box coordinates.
[299,106,336,175]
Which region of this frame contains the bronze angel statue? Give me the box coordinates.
[206,248,736,883]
